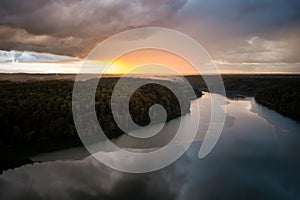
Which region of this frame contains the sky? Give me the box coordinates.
[0,0,299,74]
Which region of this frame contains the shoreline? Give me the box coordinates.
[2,91,299,174]
[0,100,194,174]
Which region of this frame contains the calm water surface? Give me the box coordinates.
[1,93,300,200]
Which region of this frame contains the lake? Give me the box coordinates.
[1,93,300,200]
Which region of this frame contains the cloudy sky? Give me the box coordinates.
[0,0,299,73]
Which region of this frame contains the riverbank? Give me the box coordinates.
[2,73,299,173]
[0,109,194,173]
[0,77,201,173]
[0,137,84,173]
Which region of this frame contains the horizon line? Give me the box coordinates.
[1,72,299,76]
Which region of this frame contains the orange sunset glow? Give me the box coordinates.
[101,49,198,75]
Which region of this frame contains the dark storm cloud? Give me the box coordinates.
[0,0,299,63]
[0,0,188,57]
[182,0,300,38]
[0,0,187,37]
[175,0,300,64]
[0,25,97,58]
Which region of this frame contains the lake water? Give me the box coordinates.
[1,93,300,200]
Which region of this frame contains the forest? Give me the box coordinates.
[186,74,300,120]
[0,74,299,172]
[221,74,300,120]
[1,74,299,149]
[0,78,198,149]
[0,77,199,171]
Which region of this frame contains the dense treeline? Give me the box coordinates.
[220,75,300,120]
[255,80,300,120]
[93,79,191,138]
[185,74,300,120]
[0,81,75,147]
[221,75,300,94]
[0,78,192,148]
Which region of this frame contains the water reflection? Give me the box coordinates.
[1,94,300,200]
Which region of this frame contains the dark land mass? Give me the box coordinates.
[0,73,299,172]
[186,74,300,120]
[0,74,201,172]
